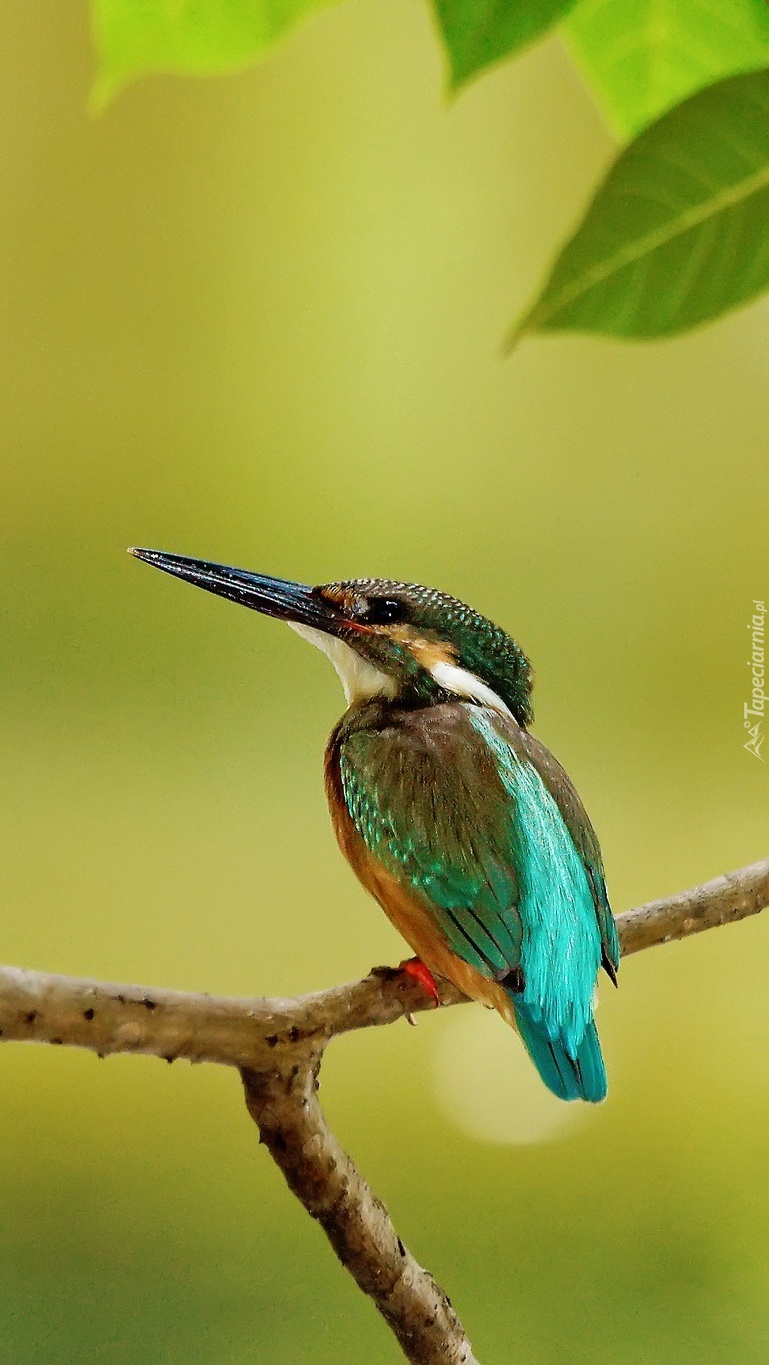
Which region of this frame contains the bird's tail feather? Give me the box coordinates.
[512,998,607,1104]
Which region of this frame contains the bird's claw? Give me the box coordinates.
[399,957,441,1007]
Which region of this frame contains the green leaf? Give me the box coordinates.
[432,0,580,90]
[91,0,342,107]
[512,69,769,342]
[563,0,769,138]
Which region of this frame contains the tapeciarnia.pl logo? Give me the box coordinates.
[744,599,766,762]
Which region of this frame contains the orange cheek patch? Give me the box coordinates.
[397,632,457,672]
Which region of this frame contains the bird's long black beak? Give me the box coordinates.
[129,549,346,633]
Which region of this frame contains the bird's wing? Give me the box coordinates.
[334,702,610,1059]
[334,702,524,981]
[517,729,620,979]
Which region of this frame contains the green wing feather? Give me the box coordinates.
[338,704,523,978]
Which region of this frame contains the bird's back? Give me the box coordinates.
[325,699,618,1102]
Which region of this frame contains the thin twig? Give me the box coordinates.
[616,857,769,956]
[1,856,767,1364]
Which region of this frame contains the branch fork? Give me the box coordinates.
[2,858,768,1363]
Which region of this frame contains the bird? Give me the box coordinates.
[130,549,619,1102]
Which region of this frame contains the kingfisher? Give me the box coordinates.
[131,549,619,1102]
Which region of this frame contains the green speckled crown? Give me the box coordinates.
[321,578,534,726]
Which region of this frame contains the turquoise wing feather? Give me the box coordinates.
[336,701,615,1103]
[467,711,605,1077]
[518,727,620,979]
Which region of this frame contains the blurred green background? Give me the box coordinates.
[1,3,768,1361]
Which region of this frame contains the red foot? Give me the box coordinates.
[399,957,441,1006]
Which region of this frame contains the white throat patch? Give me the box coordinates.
[289,623,398,705]
[290,622,511,716]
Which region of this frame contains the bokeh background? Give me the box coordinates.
[2,3,768,1361]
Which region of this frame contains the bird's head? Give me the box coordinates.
[130,550,533,726]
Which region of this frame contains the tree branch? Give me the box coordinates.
[242,1061,479,1364]
[1,855,767,1364]
[616,857,769,956]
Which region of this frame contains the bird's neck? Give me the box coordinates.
[290,624,400,705]
[291,621,531,724]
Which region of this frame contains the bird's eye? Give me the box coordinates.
[361,597,404,625]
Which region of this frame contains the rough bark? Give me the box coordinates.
[242,1062,479,1365]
